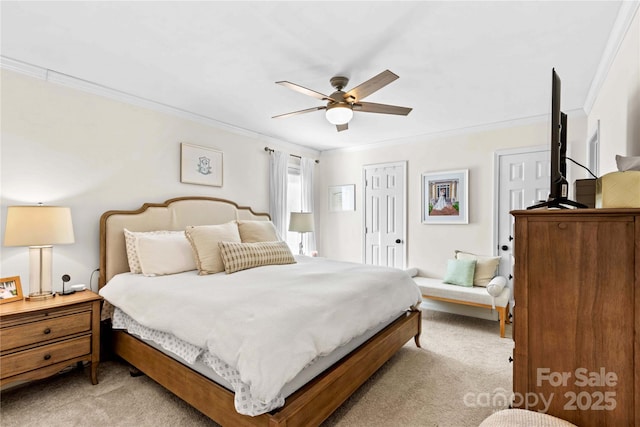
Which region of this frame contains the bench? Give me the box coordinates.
[413,276,511,337]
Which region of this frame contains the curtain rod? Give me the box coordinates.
[264,147,319,164]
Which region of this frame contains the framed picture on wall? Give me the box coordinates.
[329,184,355,212]
[421,169,469,224]
[0,276,23,304]
[180,143,223,187]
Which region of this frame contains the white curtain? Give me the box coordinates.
[300,157,317,254]
[269,150,289,240]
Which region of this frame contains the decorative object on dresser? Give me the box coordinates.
[511,208,639,426]
[421,169,469,224]
[596,171,640,208]
[3,205,75,300]
[0,291,102,387]
[288,211,314,255]
[574,179,596,208]
[180,142,223,187]
[0,276,23,304]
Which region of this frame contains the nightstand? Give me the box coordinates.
[0,291,102,387]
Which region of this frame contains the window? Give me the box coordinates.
[286,159,302,253]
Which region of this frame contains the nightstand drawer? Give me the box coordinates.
[0,335,91,379]
[0,311,91,352]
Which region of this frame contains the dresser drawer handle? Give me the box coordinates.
[43,354,52,361]
[43,328,51,335]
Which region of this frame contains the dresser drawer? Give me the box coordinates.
[0,335,91,379]
[0,311,91,352]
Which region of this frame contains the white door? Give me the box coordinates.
[363,161,406,269]
[495,146,550,305]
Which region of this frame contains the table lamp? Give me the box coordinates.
[4,205,75,300]
[289,212,314,255]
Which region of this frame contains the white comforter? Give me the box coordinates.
[100,256,421,408]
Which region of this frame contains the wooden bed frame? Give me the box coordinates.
[99,196,422,427]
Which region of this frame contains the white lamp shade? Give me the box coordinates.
[325,104,353,125]
[4,206,75,246]
[289,212,314,233]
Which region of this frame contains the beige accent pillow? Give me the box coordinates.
[237,220,280,243]
[454,250,501,287]
[124,229,184,274]
[218,241,296,274]
[135,232,196,276]
[185,222,241,275]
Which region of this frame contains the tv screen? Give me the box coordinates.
[527,68,586,209]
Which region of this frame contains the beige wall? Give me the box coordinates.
[318,7,639,277]
[2,6,637,292]
[589,6,640,173]
[0,70,318,294]
[317,115,587,278]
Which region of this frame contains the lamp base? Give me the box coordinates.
[26,292,55,301]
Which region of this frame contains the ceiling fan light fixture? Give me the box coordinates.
[325,103,353,125]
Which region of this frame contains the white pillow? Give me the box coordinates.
[185,222,241,275]
[135,232,197,276]
[486,276,508,309]
[124,229,184,274]
[486,276,507,297]
[454,250,501,287]
[404,267,419,278]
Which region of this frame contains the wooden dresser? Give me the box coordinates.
[0,291,102,387]
[511,208,639,426]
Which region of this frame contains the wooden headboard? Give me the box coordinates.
[99,197,270,287]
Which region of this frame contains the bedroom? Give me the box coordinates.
[1,1,639,426]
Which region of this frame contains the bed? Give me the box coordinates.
[99,196,422,426]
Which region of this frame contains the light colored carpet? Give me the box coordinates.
[0,311,513,426]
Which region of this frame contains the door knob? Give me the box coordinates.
[395,239,402,244]
[501,245,509,251]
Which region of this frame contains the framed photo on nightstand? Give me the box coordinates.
[0,276,23,304]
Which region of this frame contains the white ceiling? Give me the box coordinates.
[0,1,630,151]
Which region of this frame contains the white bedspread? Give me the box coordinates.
[100,256,421,411]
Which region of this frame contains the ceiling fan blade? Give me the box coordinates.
[353,102,412,116]
[336,123,348,132]
[272,106,326,119]
[344,70,399,102]
[276,81,332,101]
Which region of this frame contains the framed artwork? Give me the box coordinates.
[0,276,23,304]
[329,184,355,212]
[180,143,223,187]
[421,169,469,224]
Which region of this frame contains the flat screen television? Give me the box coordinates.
[527,68,587,209]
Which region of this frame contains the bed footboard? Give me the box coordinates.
[112,309,422,427]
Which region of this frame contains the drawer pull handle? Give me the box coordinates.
[43,328,51,335]
[44,354,51,361]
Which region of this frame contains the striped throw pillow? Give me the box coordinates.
[218,241,296,274]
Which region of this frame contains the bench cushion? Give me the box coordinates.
[413,276,510,308]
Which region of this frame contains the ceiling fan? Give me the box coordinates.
[273,70,412,132]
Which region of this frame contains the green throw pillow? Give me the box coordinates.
[443,259,476,287]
